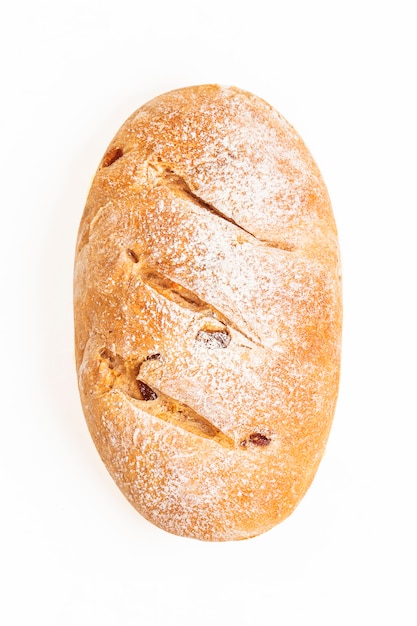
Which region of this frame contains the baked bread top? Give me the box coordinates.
[74,85,342,541]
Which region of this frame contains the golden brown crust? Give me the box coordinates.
[74,84,342,541]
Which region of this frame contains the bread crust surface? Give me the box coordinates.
[74,85,342,541]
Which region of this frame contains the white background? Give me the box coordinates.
[1,1,416,624]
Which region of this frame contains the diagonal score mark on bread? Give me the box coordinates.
[138,262,265,350]
[98,346,235,449]
[148,160,296,253]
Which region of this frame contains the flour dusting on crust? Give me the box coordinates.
[74,84,342,541]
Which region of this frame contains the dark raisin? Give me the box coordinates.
[195,329,231,349]
[145,353,161,361]
[249,433,271,446]
[126,248,139,263]
[137,380,157,401]
[102,147,123,167]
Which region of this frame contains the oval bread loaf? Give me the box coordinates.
[74,84,342,541]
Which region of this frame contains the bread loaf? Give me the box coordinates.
[74,84,342,541]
